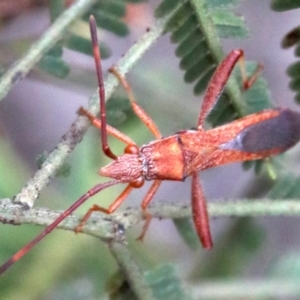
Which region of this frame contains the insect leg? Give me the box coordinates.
[90,15,117,160]
[191,172,212,249]
[197,49,264,128]
[78,107,136,146]
[75,184,133,233]
[197,49,244,128]
[238,53,263,90]
[136,180,162,241]
[109,67,162,139]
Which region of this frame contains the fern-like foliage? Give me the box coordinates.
[156,0,273,127]
[267,172,300,199]
[271,1,300,103]
[38,0,146,78]
[155,0,276,174]
[271,0,300,11]
[282,25,300,103]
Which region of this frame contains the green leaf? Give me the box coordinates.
[289,77,300,91]
[271,0,300,11]
[295,44,300,56]
[240,62,273,112]
[193,67,216,95]
[145,265,193,300]
[242,160,255,171]
[287,61,300,76]
[173,218,200,250]
[184,54,215,83]
[281,26,300,48]
[254,159,264,175]
[199,218,264,278]
[267,173,300,199]
[46,44,63,58]
[164,2,194,34]
[284,38,300,103]
[65,34,93,56]
[211,10,248,38]
[206,93,237,124]
[207,0,240,9]
[48,0,65,21]
[272,20,300,113]
[38,0,144,78]
[107,265,193,300]
[179,39,207,70]
[242,159,273,175]
[94,1,126,17]
[170,14,198,43]
[175,29,204,57]
[38,55,70,78]
[65,34,111,58]
[295,93,300,103]
[92,10,129,37]
[155,0,182,18]
[106,96,132,126]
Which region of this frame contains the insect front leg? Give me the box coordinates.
[78,107,136,146]
[109,67,162,139]
[76,180,163,239]
[76,108,144,233]
[75,184,134,233]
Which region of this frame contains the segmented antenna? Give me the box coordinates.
[0,180,120,274]
[89,15,117,160]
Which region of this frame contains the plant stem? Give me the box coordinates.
[0,0,96,101]
[190,279,300,299]
[109,241,156,300]
[2,198,300,237]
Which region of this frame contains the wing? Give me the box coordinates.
[179,108,300,177]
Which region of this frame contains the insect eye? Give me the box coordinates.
[124,144,139,155]
[130,177,144,188]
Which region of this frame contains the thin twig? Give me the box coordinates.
[2,198,300,237]
[13,17,168,208]
[109,241,156,300]
[0,0,96,101]
[189,279,300,299]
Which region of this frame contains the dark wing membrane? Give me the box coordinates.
[219,109,300,153]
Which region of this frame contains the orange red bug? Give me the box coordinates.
[1,15,300,275]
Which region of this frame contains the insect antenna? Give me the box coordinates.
[0,179,121,275]
[89,15,117,160]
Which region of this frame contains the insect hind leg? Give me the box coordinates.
[238,53,263,90]
[197,49,263,128]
